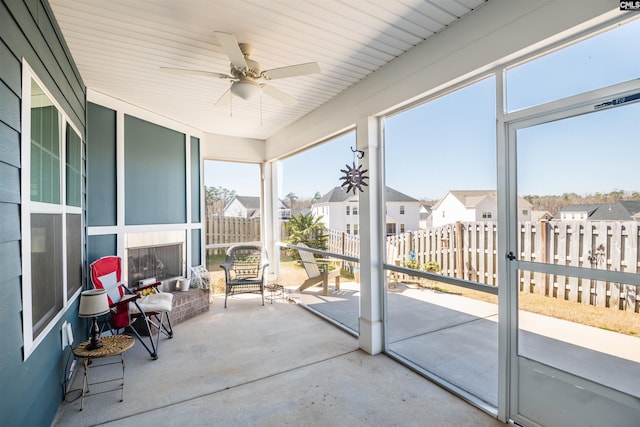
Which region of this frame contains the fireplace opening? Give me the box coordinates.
[127,243,183,287]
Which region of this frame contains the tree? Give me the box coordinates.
[311,191,322,204]
[284,213,328,254]
[284,192,298,210]
[205,186,236,214]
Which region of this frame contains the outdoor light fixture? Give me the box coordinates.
[78,289,110,350]
[230,80,261,100]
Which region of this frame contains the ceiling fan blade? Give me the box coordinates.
[215,88,232,106]
[261,62,321,80]
[262,84,297,106]
[214,32,248,70]
[159,67,231,79]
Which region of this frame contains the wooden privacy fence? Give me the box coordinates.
[205,215,288,254]
[328,221,640,312]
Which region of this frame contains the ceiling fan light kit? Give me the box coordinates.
[230,80,261,100]
[160,31,320,108]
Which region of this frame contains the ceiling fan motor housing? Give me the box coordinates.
[232,43,261,79]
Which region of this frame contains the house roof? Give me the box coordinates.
[234,196,261,210]
[432,190,533,210]
[556,201,640,221]
[224,196,289,212]
[315,186,419,204]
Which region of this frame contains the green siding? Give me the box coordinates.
[88,234,117,265]
[0,1,86,425]
[124,115,186,225]
[87,102,116,226]
[191,136,201,222]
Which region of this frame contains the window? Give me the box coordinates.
[22,67,83,358]
[346,224,351,234]
[352,205,358,215]
[400,224,405,233]
[354,224,359,235]
[386,223,397,236]
[522,209,529,216]
[482,211,492,219]
[400,205,405,214]
[346,206,350,215]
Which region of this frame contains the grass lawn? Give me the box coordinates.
[415,279,640,337]
[206,251,639,337]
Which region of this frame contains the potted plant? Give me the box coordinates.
[422,261,440,273]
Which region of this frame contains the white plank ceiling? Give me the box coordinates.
[49,0,487,140]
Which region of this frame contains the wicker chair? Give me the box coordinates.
[220,245,269,308]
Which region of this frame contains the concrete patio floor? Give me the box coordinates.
[292,281,640,407]
[53,294,504,427]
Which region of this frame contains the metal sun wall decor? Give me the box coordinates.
[339,147,369,194]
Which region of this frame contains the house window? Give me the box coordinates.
[400,223,405,233]
[22,68,83,358]
[346,224,351,234]
[522,209,529,216]
[482,211,492,219]
[386,223,397,236]
[354,224,358,235]
[400,205,405,214]
[346,206,350,215]
[352,205,358,215]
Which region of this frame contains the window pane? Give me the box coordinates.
[66,124,82,207]
[203,160,261,286]
[66,213,82,299]
[506,18,640,112]
[31,214,63,338]
[384,77,499,408]
[30,80,60,204]
[280,133,360,333]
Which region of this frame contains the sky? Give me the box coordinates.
[205,18,640,202]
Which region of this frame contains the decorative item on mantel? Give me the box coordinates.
[339,146,369,194]
[190,265,211,290]
[176,278,191,292]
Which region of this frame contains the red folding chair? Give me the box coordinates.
[90,256,174,360]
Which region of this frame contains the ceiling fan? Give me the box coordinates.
[160,32,321,106]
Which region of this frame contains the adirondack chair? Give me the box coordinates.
[296,243,339,296]
[386,242,400,288]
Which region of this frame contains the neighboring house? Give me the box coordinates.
[531,210,553,222]
[419,204,433,229]
[553,201,640,221]
[311,186,421,236]
[223,196,291,219]
[431,190,533,227]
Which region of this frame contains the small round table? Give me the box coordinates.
[72,335,135,411]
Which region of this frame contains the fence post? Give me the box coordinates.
[455,221,463,279]
[538,219,549,296]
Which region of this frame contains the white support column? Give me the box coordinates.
[185,134,192,274]
[357,116,384,355]
[116,110,125,260]
[261,161,280,281]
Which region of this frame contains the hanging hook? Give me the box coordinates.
[351,146,365,159]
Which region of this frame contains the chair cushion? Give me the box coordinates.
[130,292,174,314]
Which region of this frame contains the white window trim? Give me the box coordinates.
[21,60,83,359]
